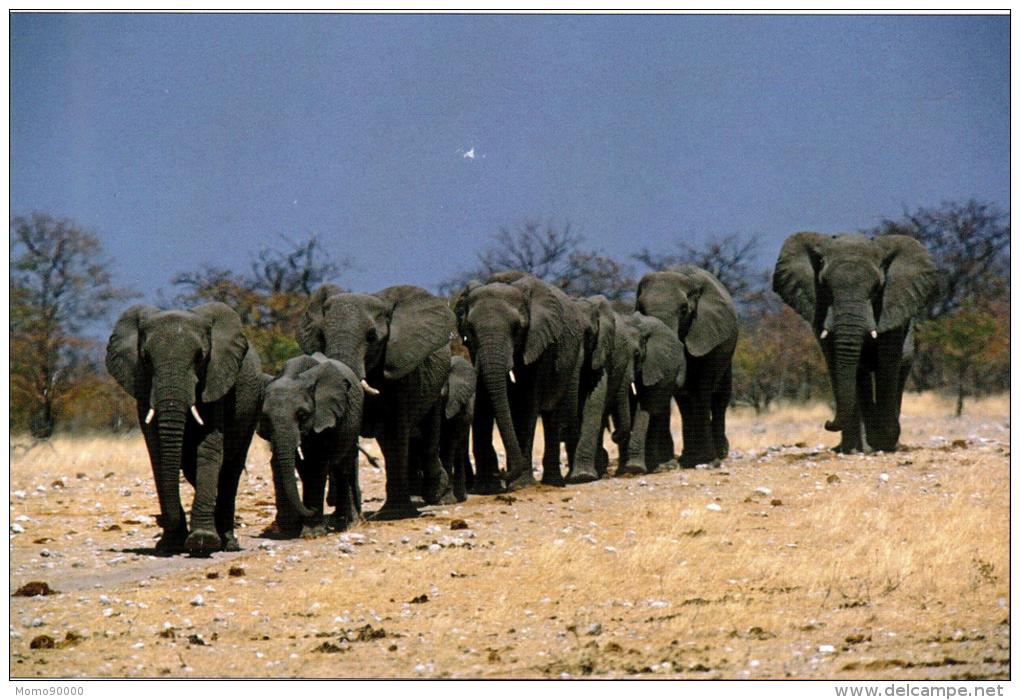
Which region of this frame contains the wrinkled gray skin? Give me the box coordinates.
[565,295,618,483]
[569,305,687,479]
[616,312,687,475]
[440,355,476,502]
[106,303,261,555]
[455,272,584,492]
[773,233,937,453]
[637,266,738,467]
[258,353,363,536]
[299,284,455,519]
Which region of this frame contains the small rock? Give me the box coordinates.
[826,474,841,484]
[753,487,772,497]
[228,566,245,577]
[11,523,25,534]
[770,499,783,507]
[409,594,429,604]
[879,473,890,483]
[190,595,205,607]
[14,581,56,597]
[586,623,603,636]
[450,519,469,530]
[30,635,55,650]
[818,644,836,654]
[706,503,722,512]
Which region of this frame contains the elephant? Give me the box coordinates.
[440,354,476,502]
[257,353,364,537]
[773,232,937,453]
[616,311,687,475]
[636,266,738,467]
[455,272,585,492]
[299,284,455,519]
[106,302,262,555]
[565,295,617,483]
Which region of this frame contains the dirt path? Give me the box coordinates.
[10,396,1010,679]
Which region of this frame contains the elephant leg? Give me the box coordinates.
[710,364,732,460]
[609,385,631,475]
[418,403,452,505]
[568,372,607,484]
[869,348,908,452]
[677,388,715,468]
[186,430,224,555]
[540,411,566,486]
[470,392,503,494]
[621,406,650,475]
[373,407,419,520]
[214,446,246,552]
[646,411,675,472]
[504,394,538,491]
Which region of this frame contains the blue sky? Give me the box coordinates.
[10,13,1009,303]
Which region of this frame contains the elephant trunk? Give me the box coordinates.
[153,401,188,534]
[825,310,868,433]
[476,332,528,482]
[269,430,317,528]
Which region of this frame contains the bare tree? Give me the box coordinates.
[439,221,636,300]
[10,213,134,436]
[634,233,761,304]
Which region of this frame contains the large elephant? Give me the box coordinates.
[106,303,262,555]
[455,272,584,492]
[773,233,937,452]
[257,353,363,537]
[299,284,454,519]
[636,266,738,467]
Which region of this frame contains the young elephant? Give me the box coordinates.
[618,312,687,475]
[441,355,476,502]
[258,353,364,536]
[106,303,262,555]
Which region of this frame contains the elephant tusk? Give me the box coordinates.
[190,405,205,426]
[297,445,305,461]
[508,369,516,384]
[144,408,155,425]
[630,382,637,395]
[870,330,878,339]
[361,379,381,396]
[819,329,829,339]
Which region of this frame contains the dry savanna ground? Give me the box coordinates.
[9,393,1010,679]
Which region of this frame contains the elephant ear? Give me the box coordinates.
[454,281,482,339]
[637,314,686,389]
[193,302,249,403]
[281,354,321,379]
[589,295,616,371]
[305,359,362,434]
[377,285,456,381]
[106,304,160,399]
[515,276,568,366]
[875,235,938,332]
[673,265,738,358]
[773,232,827,324]
[445,357,476,420]
[298,284,344,354]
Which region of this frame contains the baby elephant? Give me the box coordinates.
[442,355,476,502]
[258,353,364,537]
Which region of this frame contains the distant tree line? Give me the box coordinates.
[9,199,1009,435]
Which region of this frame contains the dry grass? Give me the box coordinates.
[9,392,1009,679]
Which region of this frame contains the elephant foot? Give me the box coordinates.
[540,472,566,487]
[594,449,610,478]
[678,452,716,469]
[324,512,359,532]
[453,485,468,503]
[651,459,681,473]
[616,463,647,477]
[565,467,599,485]
[154,528,189,556]
[185,529,222,557]
[369,500,421,521]
[435,489,459,506]
[505,470,537,492]
[469,475,507,495]
[422,469,451,506]
[300,523,328,538]
[221,531,240,552]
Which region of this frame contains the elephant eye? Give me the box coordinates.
[296,408,310,421]
[366,328,379,343]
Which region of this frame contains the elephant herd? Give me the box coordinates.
[105,233,937,556]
